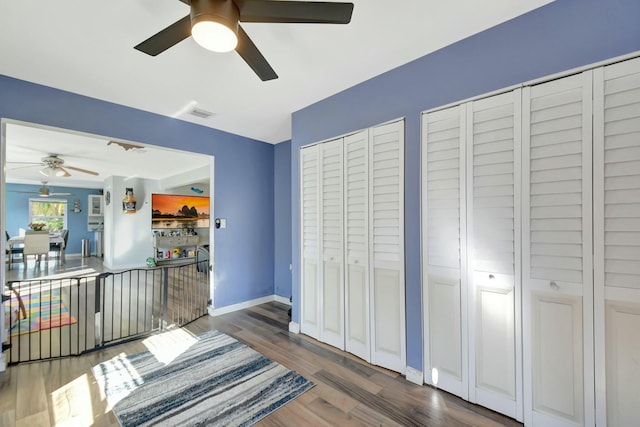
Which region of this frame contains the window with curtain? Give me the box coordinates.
[29,198,67,231]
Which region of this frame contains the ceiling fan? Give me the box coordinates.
[10,182,74,197]
[9,154,99,178]
[134,0,354,81]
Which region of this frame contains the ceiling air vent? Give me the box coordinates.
[189,107,214,119]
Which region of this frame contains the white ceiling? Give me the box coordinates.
[4,123,210,189]
[0,0,554,144]
[1,0,553,187]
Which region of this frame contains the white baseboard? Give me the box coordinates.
[288,321,300,334]
[209,294,290,317]
[405,366,423,385]
[274,295,291,305]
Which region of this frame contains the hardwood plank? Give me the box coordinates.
[15,364,47,419]
[279,331,388,378]
[243,307,291,330]
[15,410,50,427]
[305,396,369,426]
[0,301,522,427]
[349,403,403,426]
[254,398,334,427]
[314,368,431,426]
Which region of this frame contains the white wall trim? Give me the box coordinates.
[274,295,291,305]
[405,366,423,385]
[209,294,291,317]
[289,321,300,333]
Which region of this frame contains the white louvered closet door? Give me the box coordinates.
[422,105,468,398]
[522,71,594,427]
[300,145,320,339]
[344,130,371,361]
[466,90,522,420]
[320,139,345,349]
[593,57,640,427]
[369,120,406,372]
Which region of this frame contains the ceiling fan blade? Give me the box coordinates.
[236,0,354,23]
[65,165,99,176]
[51,193,75,196]
[9,191,39,194]
[9,164,41,171]
[236,25,278,81]
[58,166,72,177]
[134,15,192,56]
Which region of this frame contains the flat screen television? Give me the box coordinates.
[151,194,210,229]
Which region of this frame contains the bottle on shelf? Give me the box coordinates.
[122,188,137,214]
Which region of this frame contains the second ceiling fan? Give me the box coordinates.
[134,0,354,81]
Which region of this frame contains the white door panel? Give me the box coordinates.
[428,270,463,395]
[467,90,521,420]
[531,292,583,426]
[371,268,404,371]
[522,71,594,427]
[422,105,468,398]
[320,139,344,349]
[370,120,406,372]
[302,122,406,375]
[301,259,319,336]
[344,130,370,361]
[594,56,640,426]
[346,263,368,360]
[300,146,320,338]
[322,261,343,348]
[605,301,640,426]
[475,285,515,396]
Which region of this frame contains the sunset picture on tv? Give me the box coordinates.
[152,194,210,229]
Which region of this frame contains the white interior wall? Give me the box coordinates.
[104,176,155,269]
[103,177,211,269]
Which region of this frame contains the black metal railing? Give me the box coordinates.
[3,261,210,364]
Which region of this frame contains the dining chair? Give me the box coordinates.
[6,230,24,268]
[50,229,69,260]
[23,230,50,267]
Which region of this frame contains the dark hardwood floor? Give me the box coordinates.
[0,300,523,426]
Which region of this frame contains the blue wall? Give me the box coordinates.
[5,183,101,254]
[274,141,292,298]
[0,77,275,309]
[290,0,640,371]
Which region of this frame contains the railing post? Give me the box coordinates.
[95,273,112,348]
[162,267,169,331]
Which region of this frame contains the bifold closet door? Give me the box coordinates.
[593,57,640,426]
[320,139,345,349]
[522,71,594,427]
[300,145,320,339]
[344,130,371,361]
[466,90,522,420]
[422,105,468,398]
[369,120,406,372]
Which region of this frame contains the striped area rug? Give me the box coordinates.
[92,329,314,426]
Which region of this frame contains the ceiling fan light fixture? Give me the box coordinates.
[190,0,239,53]
[40,166,66,177]
[192,20,237,52]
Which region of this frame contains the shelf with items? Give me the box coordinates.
[88,194,104,232]
[88,194,104,216]
[153,234,199,264]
